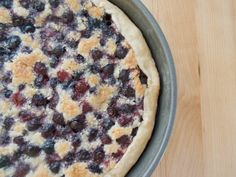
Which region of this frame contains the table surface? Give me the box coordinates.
[141,0,236,177]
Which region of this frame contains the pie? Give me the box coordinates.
[0,0,159,176]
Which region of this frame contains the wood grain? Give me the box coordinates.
[140,0,236,177]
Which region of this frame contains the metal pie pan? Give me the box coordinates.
[108,0,177,176]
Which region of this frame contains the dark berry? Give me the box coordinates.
[12,15,25,27]
[52,112,65,126]
[131,127,138,137]
[26,118,41,131]
[50,78,58,88]
[77,149,91,161]
[32,93,48,107]
[0,133,10,145]
[90,64,100,74]
[89,87,96,93]
[103,13,112,26]
[73,72,84,81]
[21,23,36,33]
[3,117,14,130]
[11,92,26,106]
[42,139,55,154]
[72,135,81,147]
[50,45,66,58]
[107,104,119,117]
[88,163,102,174]
[0,156,10,168]
[115,45,129,59]
[34,74,49,88]
[99,133,112,144]
[50,57,60,68]
[118,116,132,126]
[13,163,30,177]
[139,70,148,85]
[74,81,89,98]
[93,147,105,164]
[119,104,136,114]
[88,128,98,142]
[2,71,12,83]
[115,33,125,44]
[57,70,70,82]
[13,136,25,145]
[101,118,115,131]
[80,29,92,38]
[48,91,59,109]
[112,150,123,160]
[12,150,22,161]
[116,135,131,147]
[76,54,85,63]
[41,124,56,138]
[32,0,45,12]
[49,0,60,8]
[82,102,93,114]
[18,111,34,122]
[99,37,106,46]
[91,49,103,60]
[61,10,74,24]
[121,86,135,98]
[63,152,74,165]
[34,62,47,74]
[18,84,25,91]
[69,117,86,133]
[49,161,60,173]
[119,69,130,83]
[25,144,41,157]
[7,36,21,50]
[101,64,115,78]
[19,0,30,9]
[46,154,60,164]
[0,0,13,9]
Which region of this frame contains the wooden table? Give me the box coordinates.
[141,0,236,177]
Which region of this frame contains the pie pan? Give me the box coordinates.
[108,0,177,176]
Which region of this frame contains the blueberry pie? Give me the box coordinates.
[0,0,159,176]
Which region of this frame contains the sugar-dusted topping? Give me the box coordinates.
[55,139,72,158]
[106,39,117,55]
[65,163,99,177]
[77,35,100,56]
[88,86,117,110]
[65,0,81,13]
[87,6,104,19]
[109,126,132,139]
[122,50,138,69]
[57,90,82,121]
[12,0,29,17]
[133,75,146,97]
[87,74,100,86]
[26,132,45,146]
[32,164,53,177]
[60,58,81,74]
[104,143,119,154]
[10,121,25,137]
[0,144,18,155]
[35,3,52,26]
[0,8,11,23]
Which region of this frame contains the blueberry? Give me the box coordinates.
[116,135,131,147]
[50,57,60,68]
[25,144,41,157]
[18,84,25,91]
[13,136,25,145]
[115,33,125,44]
[49,161,60,173]
[41,124,56,138]
[69,118,86,133]
[89,87,96,93]
[72,135,81,147]
[42,139,55,154]
[76,54,85,63]
[101,64,115,78]
[21,23,35,33]
[13,163,30,177]
[119,104,135,114]
[99,133,112,144]
[50,78,58,88]
[0,133,10,145]
[131,127,138,137]
[3,88,13,98]
[115,45,129,59]
[107,104,119,117]
[88,128,98,142]
[49,0,60,8]
[88,163,102,174]
[19,0,30,9]
[34,62,47,74]
[101,118,115,131]
[6,36,21,50]
[2,71,12,83]
[34,74,49,88]
[0,0,13,9]
[120,86,135,98]
[103,13,112,26]
[93,147,105,164]
[3,117,14,130]
[0,156,10,168]
[52,112,65,126]
[48,91,59,109]
[119,69,130,83]
[61,10,74,24]
[12,15,25,27]
[26,118,41,131]
[32,93,48,107]
[50,45,66,58]
[32,0,45,12]
[63,152,74,165]
[91,49,103,60]
[80,29,92,38]
[77,149,91,161]
[90,64,100,74]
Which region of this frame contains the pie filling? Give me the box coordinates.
[0,0,148,176]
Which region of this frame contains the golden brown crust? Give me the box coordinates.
[65,163,100,177]
[77,35,100,56]
[92,1,160,177]
[0,7,11,23]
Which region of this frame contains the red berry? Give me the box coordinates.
[82,102,93,113]
[11,92,26,106]
[57,70,70,82]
